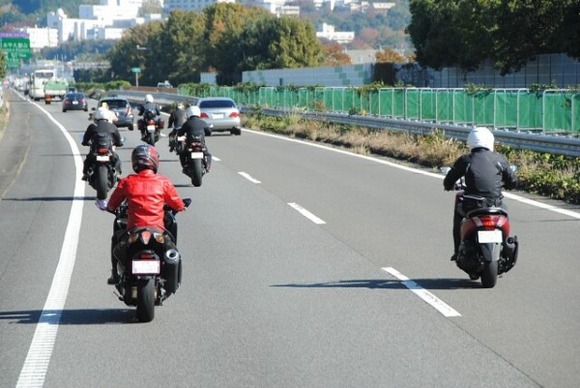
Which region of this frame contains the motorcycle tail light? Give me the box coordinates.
[97,147,109,154]
[140,253,155,260]
[478,215,502,230]
[140,230,152,244]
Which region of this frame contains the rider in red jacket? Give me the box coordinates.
[98,144,186,284]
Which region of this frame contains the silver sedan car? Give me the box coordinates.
[195,97,241,136]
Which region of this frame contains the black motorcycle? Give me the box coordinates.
[178,134,209,187]
[85,134,121,200]
[110,198,191,322]
[137,109,164,146]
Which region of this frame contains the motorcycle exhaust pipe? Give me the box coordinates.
[163,249,181,295]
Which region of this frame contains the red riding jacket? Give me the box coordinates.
[107,169,185,231]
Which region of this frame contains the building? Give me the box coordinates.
[316,23,354,44]
[164,0,234,13]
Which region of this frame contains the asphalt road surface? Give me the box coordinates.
[1,90,579,388]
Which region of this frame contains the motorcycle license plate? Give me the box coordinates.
[477,230,502,243]
[132,260,160,275]
[96,155,110,162]
[191,152,204,159]
[147,125,156,132]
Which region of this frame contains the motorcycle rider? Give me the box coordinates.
[177,106,212,173]
[96,144,187,284]
[81,106,123,181]
[443,126,517,261]
[137,94,163,137]
[167,102,188,152]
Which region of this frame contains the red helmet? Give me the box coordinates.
[131,144,159,173]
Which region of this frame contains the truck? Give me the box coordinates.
[43,80,68,104]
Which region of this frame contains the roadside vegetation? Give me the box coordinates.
[242,110,580,205]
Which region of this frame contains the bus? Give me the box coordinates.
[29,69,56,100]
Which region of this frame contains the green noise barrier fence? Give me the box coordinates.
[178,86,580,134]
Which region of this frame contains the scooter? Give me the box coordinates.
[442,167,519,288]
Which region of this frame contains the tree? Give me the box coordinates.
[234,16,323,71]
[408,0,580,74]
[0,50,6,79]
[155,10,206,85]
[322,42,352,66]
[107,21,164,86]
[375,49,405,63]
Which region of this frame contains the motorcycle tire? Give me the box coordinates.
[147,132,156,146]
[190,159,203,187]
[96,165,109,200]
[136,278,155,322]
[480,260,498,288]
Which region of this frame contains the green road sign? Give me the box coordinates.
[1,37,32,68]
[131,67,141,73]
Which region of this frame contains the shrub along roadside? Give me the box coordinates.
[242,112,580,205]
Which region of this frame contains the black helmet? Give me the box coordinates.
[131,144,159,173]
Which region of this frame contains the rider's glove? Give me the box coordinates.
[95,199,108,211]
[81,141,88,146]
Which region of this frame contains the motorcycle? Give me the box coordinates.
[110,198,192,322]
[442,167,519,288]
[137,111,165,146]
[85,134,121,200]
[178,134,209,187]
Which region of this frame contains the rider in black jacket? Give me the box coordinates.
[167,102,188,152]
[443,127,517,260]
[177,106,212,172]
[81,107,123,180]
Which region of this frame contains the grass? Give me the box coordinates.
[242,112,580,205]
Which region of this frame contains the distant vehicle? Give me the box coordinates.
[62,92,88,112]
[157,81,173,88]
[43,80,68,104]
[97,96,135,131]
[29,69,55,101]
[195,97,242,136]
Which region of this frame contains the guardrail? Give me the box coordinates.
[115,90,580,157]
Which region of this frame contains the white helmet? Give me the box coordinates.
[467,126,494,151]
[145,94,154,103]
[187,106,201,118]
[177,102,184,109]
[94,106,109,121]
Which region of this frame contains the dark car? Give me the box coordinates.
[98,96,135,130]
[195,97,242,135]
[62,92,88,112]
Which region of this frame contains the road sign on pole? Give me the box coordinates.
[131,67,141,87]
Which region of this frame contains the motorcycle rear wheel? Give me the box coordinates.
[480,260,498,288]
[96,165,108,200]
[136,278,155,322]
[190,159,203,187]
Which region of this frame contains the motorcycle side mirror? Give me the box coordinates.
[183,198,192,208]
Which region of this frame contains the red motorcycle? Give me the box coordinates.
[444,167,519,288]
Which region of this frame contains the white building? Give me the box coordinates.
[164,0,234,13]
[316,23,354,44]
[20,27,59,49]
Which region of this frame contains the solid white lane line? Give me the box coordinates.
[244,129,580,220]
[16,100,85,388]
[382,267,461,318]
[288,202,326,225]
[238,171,261,183]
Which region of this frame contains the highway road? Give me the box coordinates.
[0,90,579,387]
